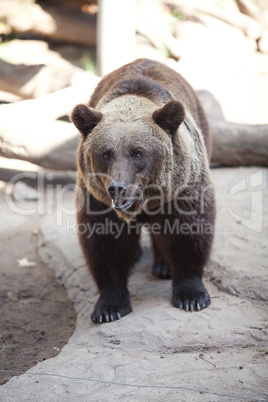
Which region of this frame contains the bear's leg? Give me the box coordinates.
[151,235,172,279]
[172,230,212,311]
[78,216,140,323]
[152,224,213,312]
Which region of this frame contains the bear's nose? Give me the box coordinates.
[108,182,126,199]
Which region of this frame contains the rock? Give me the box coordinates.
[168,20,268,124]
[1,167,267,401]
[209,167,268,301]
[12,182,39,201]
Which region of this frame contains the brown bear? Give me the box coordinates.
[70,58,216,323]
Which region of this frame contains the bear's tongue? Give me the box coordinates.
[112,197,133,210]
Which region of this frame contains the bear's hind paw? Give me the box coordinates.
[152,257,172,279]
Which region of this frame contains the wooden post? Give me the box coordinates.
[97,0,136,76]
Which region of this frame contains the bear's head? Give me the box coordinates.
[71,95,189,221]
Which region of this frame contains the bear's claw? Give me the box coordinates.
[91,309,128,323]
[174,296,210,312]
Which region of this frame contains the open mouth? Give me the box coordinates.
[112,196,134,210]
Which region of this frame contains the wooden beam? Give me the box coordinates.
[97,0,136,76]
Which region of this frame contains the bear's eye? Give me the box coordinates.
[103,152,111,161]
[133,151,143,160]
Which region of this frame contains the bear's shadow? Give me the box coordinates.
[128,239,172,307]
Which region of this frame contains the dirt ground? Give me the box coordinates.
[0,185,76,385]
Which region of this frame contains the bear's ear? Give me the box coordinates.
[152,100,185,135]
[70,104,103,137]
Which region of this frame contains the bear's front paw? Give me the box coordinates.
[152,257,172,279]
[91,290,132,324]
[172,277,210,312]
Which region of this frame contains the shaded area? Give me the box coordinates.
[0,189,76,385]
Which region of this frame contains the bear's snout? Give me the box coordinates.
[107,181,135,211]
[107,182,126,200]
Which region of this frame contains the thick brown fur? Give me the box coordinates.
[71,59,216,323]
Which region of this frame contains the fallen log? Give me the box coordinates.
[0,79,100,170]
[210,119,268,167]
[196,90,225,121]
[166,0,262,39]
[137,0,182,60]
[0,58,86,99]
[0,85,267,169]
[235,0,268,52]
[235,0,262,20]
[0,0,96,47]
